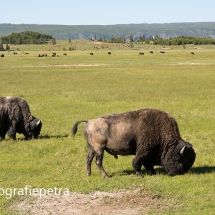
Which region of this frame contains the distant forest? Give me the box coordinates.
[0,30,215,51]
[0,31,54,45]
[107,34,215,45]
[1,22,215,41]
[152,36,215,45]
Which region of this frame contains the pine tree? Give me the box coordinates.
[129,34,134,48]
[5,44,10,50]
[0,43,4,51]
[52,38,56,45]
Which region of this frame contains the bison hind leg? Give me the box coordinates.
[95,151,109,178]
[86,145,96,176]
[86,144,109,178]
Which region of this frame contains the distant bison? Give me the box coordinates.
[150,51,153,54]
[160,51,165,54]
[89,52,94,55]
[108,52,111,55]
[190,52,194,55]
[1,54,4,57]
[72,108,196,178]
[0,96,42,140]
[139,52,144,55]
[38,54,47,57]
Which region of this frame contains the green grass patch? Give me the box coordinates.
[1,42,215,214]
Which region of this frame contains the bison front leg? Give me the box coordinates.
[86,146,96,176]
[7,123,17,140]
[95,150,109,178]
[143,163,156,175]
[132,156,142,177]
[0,127,7,140]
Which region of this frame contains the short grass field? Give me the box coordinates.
[1,41,215,214]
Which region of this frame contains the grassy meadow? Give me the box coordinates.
[0,40,215,214]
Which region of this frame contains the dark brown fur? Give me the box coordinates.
[0,96,42,140]
[72,108,196,177]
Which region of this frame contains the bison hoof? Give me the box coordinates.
[135,171,142,177]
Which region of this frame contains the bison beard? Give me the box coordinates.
[72,108,196,178]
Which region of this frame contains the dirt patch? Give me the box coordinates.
[40,64,105,67]
[10,189,167,215]
[52,64,102,67]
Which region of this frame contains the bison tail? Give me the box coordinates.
[72,120,88,137]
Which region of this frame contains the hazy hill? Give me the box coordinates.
[0,22,215,40]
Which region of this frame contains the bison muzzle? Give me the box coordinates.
[72,108,196,178]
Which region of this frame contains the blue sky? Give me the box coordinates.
[1,0,215,25]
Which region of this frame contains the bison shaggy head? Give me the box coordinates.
[25,116,42,139]
[163,140,196,176]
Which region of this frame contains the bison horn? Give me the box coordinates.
[36,120,41,126]
[180,146,186,156]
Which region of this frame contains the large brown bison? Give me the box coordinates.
[0,96,42,140]
[72,108,196,178]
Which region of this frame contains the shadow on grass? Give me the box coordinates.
[110,166,215,177]
[0,134,69,141]
[38,134,69,139]
[111,168,167,177]
[191,166,215,174]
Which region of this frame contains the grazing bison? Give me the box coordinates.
[0,96,42,140]
[1,54,4,57]
[160,51,165,54]
[38,54,47,57]
[190,52,194,55]
[72,108,195,178]
[139,52,144,55]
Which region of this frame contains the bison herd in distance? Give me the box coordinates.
[0,96,196,178]
[0,50,196,58]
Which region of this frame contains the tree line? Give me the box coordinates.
[104,34,215,45]
[1,30,215,52]
[0,31,55,50]
[152,35,215,45]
